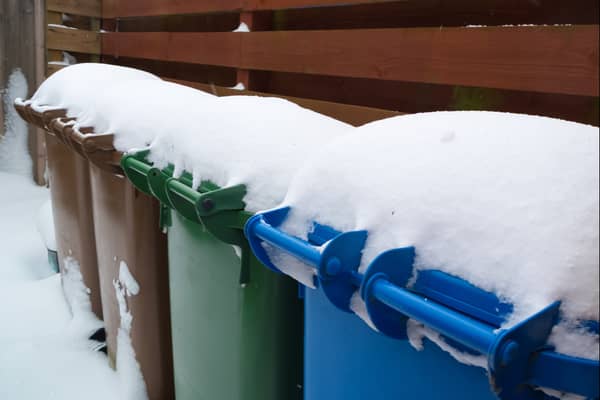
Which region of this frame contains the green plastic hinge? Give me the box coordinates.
[121,151,153,195]
[165,179,246,223]
[159,203,172,231]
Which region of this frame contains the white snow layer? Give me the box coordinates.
[62,256,104,335]
[0,171,53,281]
[279,111,599,360]
[114,261,149,400]
[1,68,32,177]
[407,319,488,369]
[233,22,250,32]
[26,64,352,211]
[23,63,159,117]
[0,171,120,400]
[36,199,57,251]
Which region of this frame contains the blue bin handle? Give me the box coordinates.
[244,207,599,400]
[245,207,367,311]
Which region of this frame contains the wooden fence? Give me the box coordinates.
[45,0,599,128]
[32,0,600,168]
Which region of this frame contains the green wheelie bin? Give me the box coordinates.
[121,151,303,400]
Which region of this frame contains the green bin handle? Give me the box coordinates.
[122,152,173,229]
[122,152,252,283]
[166,180,251,284]
[121,152,153,196]
[165,179,246,220]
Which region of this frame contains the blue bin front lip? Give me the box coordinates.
[244,206,600,399]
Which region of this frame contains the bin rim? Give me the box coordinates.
[13,102,123,174]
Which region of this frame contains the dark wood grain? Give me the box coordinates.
[101,25,599,96]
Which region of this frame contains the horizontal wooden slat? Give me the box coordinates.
[47,49,63,62]
[102,25,599,97]
[47,63,66,76]
[102,0,397,18]
[46,11,62,25]
[241,26,599,97]
[166,78,402,126]
[102,32,240,65]
[47,0,102,17]
[103,56,238,87]
[47,25,100,54]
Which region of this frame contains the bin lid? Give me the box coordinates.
[243,111,598,399]
[20,64,352,212]
[277,111,599,355]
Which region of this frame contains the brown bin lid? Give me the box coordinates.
[13,102,34,124]
[15,102,123,175]
[66,127,122,174]
[47,117,76,144]
[17,103,67,132]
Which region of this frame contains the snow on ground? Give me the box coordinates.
[1,69,32,177]
[0,171,120,399]
[23,63,352,211]
[114,262,148,400]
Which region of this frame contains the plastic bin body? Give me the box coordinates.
[304,286,497,399]
[89,164,174,400]
[45,133,103,318]
[168,210,302,400]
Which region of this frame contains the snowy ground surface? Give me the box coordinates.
[0,171,120,400]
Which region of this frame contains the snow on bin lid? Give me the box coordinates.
[65,78,351,212]
[144,94,352,211]
[19,63,159,116]
[18,63,351,211]
[279,111,599,360]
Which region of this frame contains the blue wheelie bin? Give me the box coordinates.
[244,207,600,400]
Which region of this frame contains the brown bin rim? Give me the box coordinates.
[14,101,67,133]
[15,102,123,174]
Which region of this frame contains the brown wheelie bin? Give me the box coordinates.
[13,103,103,322]
[56,120,174,400]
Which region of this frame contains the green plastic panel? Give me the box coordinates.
[168,211,302,400]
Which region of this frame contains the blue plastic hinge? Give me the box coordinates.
[359,248,596,400]
[244,207,367,311]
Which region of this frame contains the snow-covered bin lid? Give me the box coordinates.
[284,110,598,326]
[18,63,159,116]
[18,63,352,211]
[244,111,599,399]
